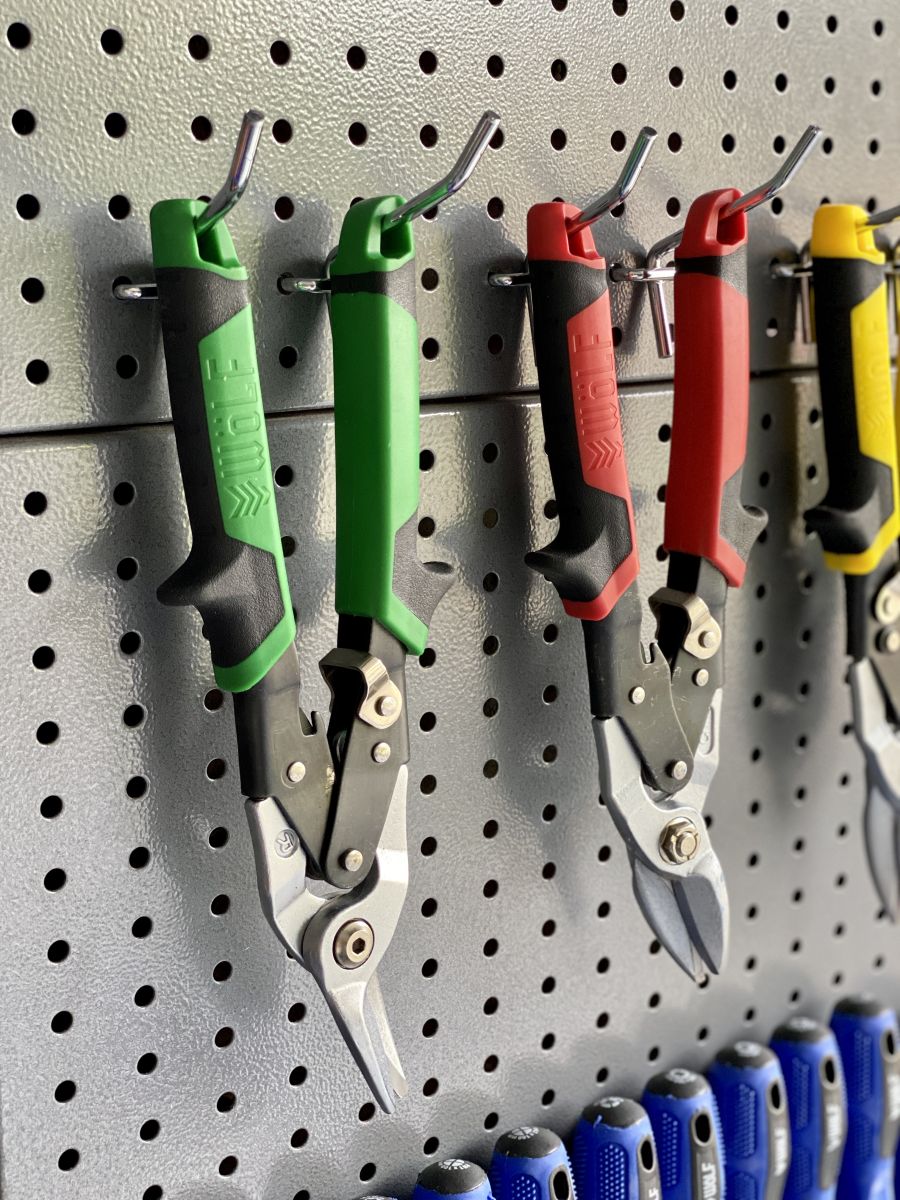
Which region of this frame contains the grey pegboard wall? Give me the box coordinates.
[2,2,900,1200]
[1,0,899,432]
[1,380,896,1200]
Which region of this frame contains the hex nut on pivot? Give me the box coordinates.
[659,817,701,865]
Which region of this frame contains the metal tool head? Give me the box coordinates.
[382,110,501,230]
[850,658,900,918]
[245,766,410,1112]
[643,124,822,358]
[567,126,657,235]
[299,765,410,1112]
[194,109,265,240]
[593,697,728,981]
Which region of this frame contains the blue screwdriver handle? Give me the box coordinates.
[831,996,900,1200]
[708,1041,791,1200]
[642,1069,724,1200]
[573,1096,662,1200]
[771,1016,848,1200]
[490,1127,575,1200]
[413,1160,494,1200]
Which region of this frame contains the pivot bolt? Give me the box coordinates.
[286,760,306,783]
[629,686,646,705]
[333,918,374,969]
[372,741,391,764]
[659,817,701,865]
[693,668,709,687]
[878,628,900,655]
[667,759,688,781]
[376,694,399,718]
[699,629,719,650]
[341,848,364,873]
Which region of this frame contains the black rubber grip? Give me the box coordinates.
[155,266,286,674]
[806,256,895,557]
[526,258,637,616]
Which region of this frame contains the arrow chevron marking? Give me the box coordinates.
[587,436,623,471]
[227,477,270,519]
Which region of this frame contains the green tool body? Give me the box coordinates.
[328,195,451,655]
[150,198,294,694]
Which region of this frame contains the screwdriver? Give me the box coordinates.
[642,1069,724,1200]
[831,996,900,1200]
[489,1127,575,1200]
[708,1041,791,1200]
[413,1160,494,1200]
[572,1096,661,1200]
[770,1016,848,1200]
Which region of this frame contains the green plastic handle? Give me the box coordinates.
[150,198,295,692]
[329,196,450,655]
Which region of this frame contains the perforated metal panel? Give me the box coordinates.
[2,2,900,1200]
[1,0,899,432]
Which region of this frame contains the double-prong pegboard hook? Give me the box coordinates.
[611,124,822,358]
[114,109,265,302]
[279,110,501,296]
[487,125,657,291]
[772,203,900,344]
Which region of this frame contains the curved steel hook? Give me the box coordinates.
[567,126,657,235]
[194,109,265,240]
[382,111,501,229]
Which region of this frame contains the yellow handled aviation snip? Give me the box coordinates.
[806,201,900,915]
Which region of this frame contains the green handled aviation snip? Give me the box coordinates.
[118,109,499,1111]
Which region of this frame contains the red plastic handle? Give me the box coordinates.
[525,203,638,620]
[663,188,753,587]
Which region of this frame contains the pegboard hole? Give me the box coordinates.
[136,1052,157,1074]
[483,879,499,898]
[206,758,226,780]
[346,44,366,69]
[419,49,437,74]
[219,1157,238,1176]
[11,107,35,135]
[484,1054,499,1072]
[26,359,49,385]
[215,1027,234,1047]
[613,62,628,84]
[423,1018,439,1037]
[420,647,437,667]
[134,985,155,1007]
[41,795,63,819]
[21,277,44,303]
[487,54,504,77]
[105,111,127,138]
[131,916,152,939]
[270,39,290,64]
[58,1149,80,1172]
[291,1128,309,1148]
[420,774,436,795]
[666,198,681,217]
[272,118,293,144]
[126,775,147,799]
[421,267,439,291]
[24,490,47,516]
[550,128,567,150]
[424,1136,440,1155]
[117,557,138,580]
[360,1164,377,1183]
[483,697,499,718]
[15,192,39,219]
[551,58,568,81]
[37,721,59,745]
[208,825,229,848]
[123,703,145,728]
[274,195,294,220]
[100,27,123,54]
[140,1119,160,1142]
[669,65,683,87]
[28,569,51,593]
[420,123,438,148]
[422,337,439,360]
[671,1,685,16]
[108,193,131,219]
[722,133,736,154]
[725,4,738,24]
[188,33,210,60]
[422,958,438,977]
[191,115,212,141]
[484,996,499,1015]
[129,846,150,870]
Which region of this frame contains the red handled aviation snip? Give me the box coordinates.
[493,125,819,981]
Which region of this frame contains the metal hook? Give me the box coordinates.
[866,203,900,230]
[566,126,657,235]
[382,110,501,230]
[194,109,265,240]
[640,124,822,358]
[115,109,265,302]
